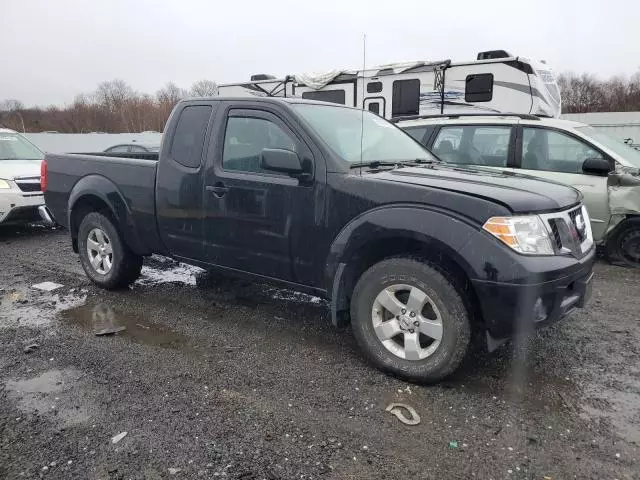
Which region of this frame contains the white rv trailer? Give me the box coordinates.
[217,50,562,119]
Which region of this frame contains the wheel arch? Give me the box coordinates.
[326,206,482,328]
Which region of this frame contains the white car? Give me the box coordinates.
[0,128,47,225]
[397,114,640,267]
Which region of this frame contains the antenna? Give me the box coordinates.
[359,34,366,175]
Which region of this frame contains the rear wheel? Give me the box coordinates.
[606,220,640,268]
[78,212,143,289]
[350,258,471,383]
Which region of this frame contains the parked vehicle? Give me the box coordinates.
[42,98,594,382]
[104,143,160,154]
[397,113,640,267]
[0,128,47,225]
[217,50,561,119]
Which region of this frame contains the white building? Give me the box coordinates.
[561,112,640,148]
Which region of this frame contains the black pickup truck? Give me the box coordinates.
[42,97,595,382]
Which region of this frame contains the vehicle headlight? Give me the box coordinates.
[0,179,11,189]
[483,215,554,255]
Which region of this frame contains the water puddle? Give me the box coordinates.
[5,368,92,426]
[60,303,190,351]
[0,287,86,329]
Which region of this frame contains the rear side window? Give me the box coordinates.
[170,105,212,167]
[301,90,346,105]
[392,79,420,117]
[465,74,493,102]
[432,125,511,167]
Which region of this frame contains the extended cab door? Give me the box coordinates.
[515,125,611,240]
[202,104,325,285]
[156,102,216,260]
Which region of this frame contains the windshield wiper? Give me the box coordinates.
[349,161,402,169]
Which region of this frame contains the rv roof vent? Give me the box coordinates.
[250,74,276,81]
[477,50,511,60]
[375,67,395,76]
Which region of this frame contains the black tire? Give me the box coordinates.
[77,212,143,289]
[350,258,471,383]
[606,219,640,268]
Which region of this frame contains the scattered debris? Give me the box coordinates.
[448,440,458,449]
[168,467,182,475]
[385,403,421,426]
[95,326,126,336]
[32,281,63,292]
[23,343,40,354]
[111,432,127,444]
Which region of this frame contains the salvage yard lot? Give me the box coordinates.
[1,226,639,479]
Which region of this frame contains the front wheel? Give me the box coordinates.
[78,212,143,289]
[350,258,471,383]
[606,220,640,268]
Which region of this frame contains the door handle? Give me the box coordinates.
[206,183,229,198]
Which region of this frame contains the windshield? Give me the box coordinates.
[0,133,44,161]
[292,103,437,164]
[576,126,640,168]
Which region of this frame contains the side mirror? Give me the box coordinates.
[260,148,303,174]
[582,157,611,176]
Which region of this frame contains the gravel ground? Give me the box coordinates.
[1,225,639,479]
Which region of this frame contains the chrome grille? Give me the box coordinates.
[540,206,593,258]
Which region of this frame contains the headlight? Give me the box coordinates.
[0,179,11,189]
[483,215,554,255]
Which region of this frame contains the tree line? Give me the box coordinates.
[2,72,640,133]
[0,79,217,134]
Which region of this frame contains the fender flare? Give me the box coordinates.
[68,174,146,254]
[326,205,481,326]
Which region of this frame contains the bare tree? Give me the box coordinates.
[189,79,218,97]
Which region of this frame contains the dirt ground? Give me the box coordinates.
[1,225,639,479]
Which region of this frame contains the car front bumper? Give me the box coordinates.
[472,246,596,346]
[0,190,45,225]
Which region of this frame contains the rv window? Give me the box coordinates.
[465,74,493,102]
[392,79,420,117]
[367,82,383,93]
[170,105,212,168]
[368,103,380,115]
[301,90,346,105]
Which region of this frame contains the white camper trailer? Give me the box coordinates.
[217,50,562,119]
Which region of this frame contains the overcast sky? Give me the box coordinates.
[3,0,639,107]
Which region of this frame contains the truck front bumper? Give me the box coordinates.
[472,246,596,347]
[0,191,45,225]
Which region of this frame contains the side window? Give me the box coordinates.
[392,79,420,117]
[403,126,429,145]
[465,74,493,102]
[223,116,296,173]
[301,89,346,105]
[432,126,511,167]
[367,81,383,93]
[171,105,212,168]
[521,128,602,173]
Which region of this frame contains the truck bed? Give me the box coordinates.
[45,152,163,255]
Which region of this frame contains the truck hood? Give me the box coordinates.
[0,160,42,180]
[373,164,581,213]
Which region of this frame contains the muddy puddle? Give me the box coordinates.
[5,368,93,427]
[60,303,192,351]
[0,287,86,329]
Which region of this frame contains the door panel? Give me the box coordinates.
[203,107,320,283]
[517,126,610,239]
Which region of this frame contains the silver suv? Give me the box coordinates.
[397,114,640,267]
